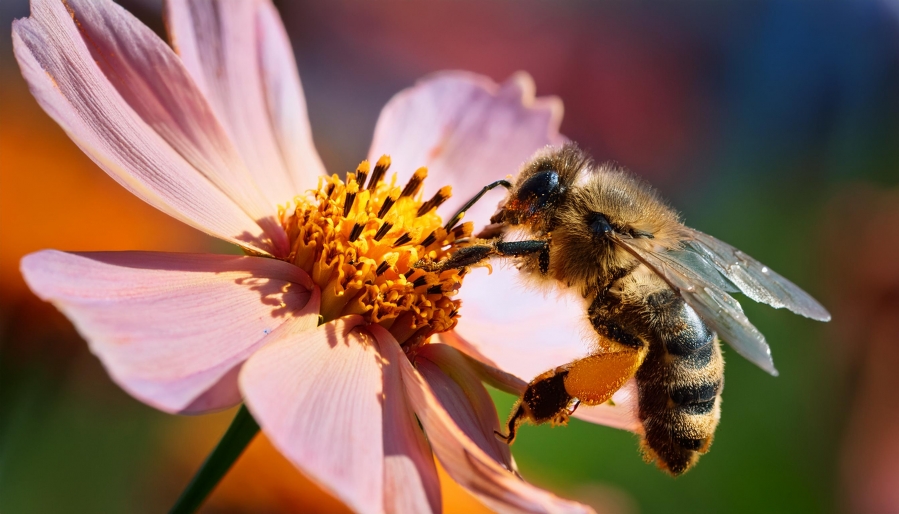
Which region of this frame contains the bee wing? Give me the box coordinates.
[664,249,740,294]
[614,238,778,375]
[683,229,831,322]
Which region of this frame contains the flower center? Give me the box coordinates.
[278,156,472,347]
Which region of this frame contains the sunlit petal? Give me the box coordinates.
[12,0,286,255]
[437,337,528,396]
[167,0,326,206]
[370,327,442,514]
[20,250,318,413]
[240,317,385,514]
[415,343,513,469]
[369,71,564,230]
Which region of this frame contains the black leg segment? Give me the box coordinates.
[493,240,549,257]
[418,239,549,272]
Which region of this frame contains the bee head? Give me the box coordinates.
[495,144,592,232]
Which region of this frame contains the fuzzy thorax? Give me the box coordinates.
[279,156,471,346]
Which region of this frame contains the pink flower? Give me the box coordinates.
[13,0,638,512]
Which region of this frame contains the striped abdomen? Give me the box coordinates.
[636,289,724,474]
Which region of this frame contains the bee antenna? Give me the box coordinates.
[444,179,512,232]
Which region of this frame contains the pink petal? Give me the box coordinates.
[572,379,643,434]
[12,0,286,255]
[167,0,326,207]
[377,331,593,514]
[20,250,319,413]
[438,337,528,396]
[450,265,593,382]
[239,317,385,514]
[373,328,442,514]
[369,71,564,229]
[414,344,513,469]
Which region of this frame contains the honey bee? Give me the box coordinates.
[434,144,831,475]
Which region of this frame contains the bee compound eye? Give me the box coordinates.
[516,170,561,213]
[587,212,613,237]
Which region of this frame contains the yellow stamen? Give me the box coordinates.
[279,156,471,344]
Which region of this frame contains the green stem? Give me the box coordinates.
[169,404,260,514]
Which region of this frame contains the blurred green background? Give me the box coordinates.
[1,1,897,513]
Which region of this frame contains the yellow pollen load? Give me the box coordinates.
[279,156,473,347]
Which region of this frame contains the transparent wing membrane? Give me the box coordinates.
[615,238,778,375]
[684,229,831,322]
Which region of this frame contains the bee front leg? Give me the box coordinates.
[425,244,495,270]
[493,240,549,258]
[421,239,549,272]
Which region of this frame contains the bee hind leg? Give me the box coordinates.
[562,347,644,407]
[494,403,526,443]
[495,367,573,446]
[496,346,645,445]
